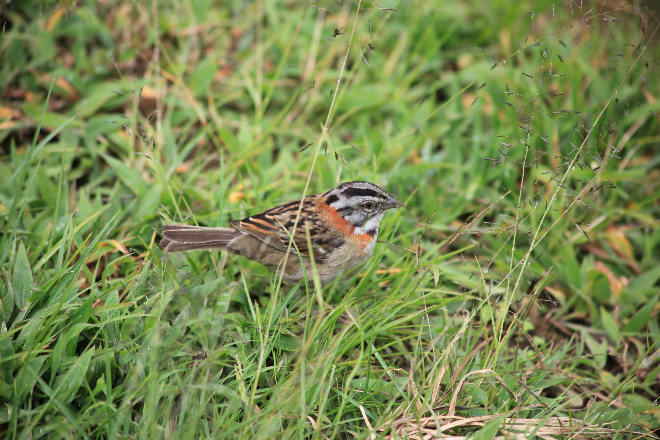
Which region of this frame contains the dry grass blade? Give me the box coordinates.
[385,414,618,440]
[435,337,492,405]
[2,0,658,438]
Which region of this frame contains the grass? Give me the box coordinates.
[1,0,659,438]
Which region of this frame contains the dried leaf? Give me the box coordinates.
[229,191,245,203]
[605,226,633,260]
[594,261,625,296]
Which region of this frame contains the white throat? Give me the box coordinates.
[353,212,384,235]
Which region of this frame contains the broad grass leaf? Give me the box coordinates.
[0,323,15,378]
[135,183,162,219]
[12,242,33,311]
[188,57,217,98]
[72,81,129,118]
[471,415,505,440]
[216,126,242,153]
[21,102,77,129]
[50,323,95,383]
[0,378,11,400]
[583,332,607,369]
[587,270,611,303]
[101,154,146,196]
[14,355,46,403]
[1,279,14,321]
[276,334,298,352]
[627,265,660,298]
[623,295,658,333]
[600,307,621,344]
[432,267,440,287]
[623,394,653,413]
[55,348,93,405]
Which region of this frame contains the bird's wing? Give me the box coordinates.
[230,196,343,259]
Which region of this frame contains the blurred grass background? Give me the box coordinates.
[0,0,659,438]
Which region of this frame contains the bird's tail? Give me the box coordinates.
[160,224,241,252]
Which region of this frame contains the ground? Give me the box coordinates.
[0,0,659,438]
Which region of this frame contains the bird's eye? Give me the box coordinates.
[362,201,375,210]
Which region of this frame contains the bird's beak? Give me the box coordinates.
[384,197,404,210]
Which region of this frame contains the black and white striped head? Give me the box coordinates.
[323,181,402,235]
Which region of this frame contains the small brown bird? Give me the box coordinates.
[160,181,402,282]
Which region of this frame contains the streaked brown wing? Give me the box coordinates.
[230,195,339,259]
[230,215,291,254]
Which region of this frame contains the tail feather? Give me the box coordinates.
[160,224,240,252]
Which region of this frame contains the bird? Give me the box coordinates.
[160,181,402,282]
